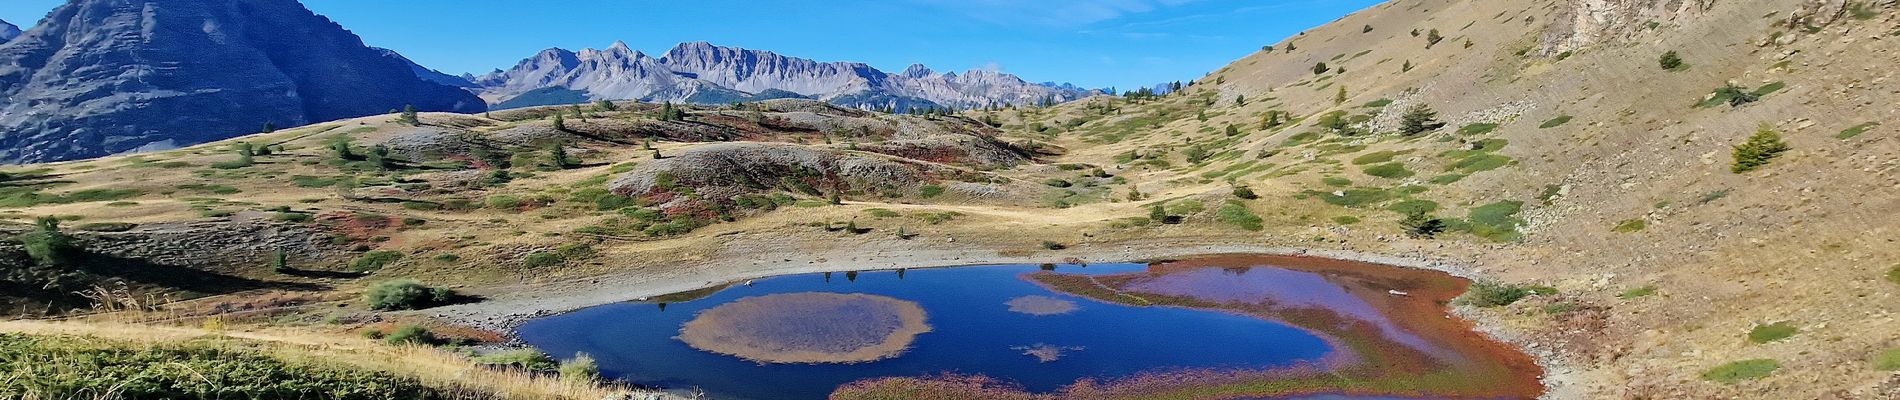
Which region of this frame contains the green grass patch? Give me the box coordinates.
[1457,123,1499,135]
[1361,162,1414,179]
[1360,99,1393,108]
[1321,176,1353,187]
[864,208,901,218]
[1612,219,1646,233]
[1538,115,1573,128]
[1836,122,1879,139]
[1305,188,1392,208]
[1350,151,1399,165]
[1332,215,1360,225]
[0,187,145,208]
[1385,199,1438,215]
[1747,322,1798,344]
[1617,285,1657,299]
[1876,348,1900,371]
[1449,200,1524,242]
[1428,174,1467,184]
[1450,153,1513,173]
[1701,359,1779,384]
[1215,201,1264,231]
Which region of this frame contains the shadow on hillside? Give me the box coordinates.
[78,252,329,296]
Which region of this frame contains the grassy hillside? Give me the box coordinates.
[0,0,1897,398]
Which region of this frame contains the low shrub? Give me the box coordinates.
[383,325,438,346]
[1611,219,1646,233]
[1457,280,1555,307]
[1731,126,1790,173]
[560,353,601,383]
[363,279,453,311]
[348,251,404,272]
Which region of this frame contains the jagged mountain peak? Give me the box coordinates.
[480,41,1099,111]
[0,0,483,163]
[901,64,936,78]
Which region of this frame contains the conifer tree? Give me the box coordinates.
[400,105,419,126]
[1399,104,1442,136]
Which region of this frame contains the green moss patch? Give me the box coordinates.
[1538,115,1573,128]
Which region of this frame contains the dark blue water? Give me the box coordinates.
[516,263,1336,400]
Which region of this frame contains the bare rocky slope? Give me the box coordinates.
[0,0,486,163]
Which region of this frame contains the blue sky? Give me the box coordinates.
[0,0,1381,90]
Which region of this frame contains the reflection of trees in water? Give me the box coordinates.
[1222,266,1252,276]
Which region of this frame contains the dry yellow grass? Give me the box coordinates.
[0,319,651,400]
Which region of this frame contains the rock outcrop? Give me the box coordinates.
[0,0,486,163]
[1539,0,1718,55]
[0,19,19,43]
[478,41,1102,111]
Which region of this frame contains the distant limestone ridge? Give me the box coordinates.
[477,41,1104,111]
[0,19,19,43]
[0,0,486,163]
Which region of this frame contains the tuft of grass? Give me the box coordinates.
[1701,359,1779,384]
[1612,219,1646,233]
[384,325,438,346]
[560,353,601,383]
[1350,151,1399,165]
[918,185,946,198]
[1747,322,1798,344]
[1886,264,1900,286]
[1835,122,1879,140]
[1321,176,1353,187]
[1538,115,1573,128]
[1332,215,1360,225]
[1617,285,1657,299]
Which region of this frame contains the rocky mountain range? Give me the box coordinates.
[0,0,485,163]
[475,41,1103,111]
